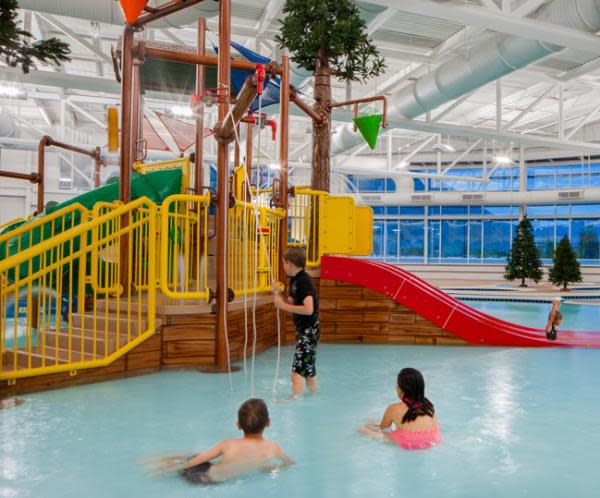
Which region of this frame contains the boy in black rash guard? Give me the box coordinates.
[272,247,320,397]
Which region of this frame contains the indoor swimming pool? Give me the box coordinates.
[1,344,599,498]
[463,299,600,331]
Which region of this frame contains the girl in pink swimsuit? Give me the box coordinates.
[359,368,441,450]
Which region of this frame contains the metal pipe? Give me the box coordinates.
[94,146,102,188]
[132,0,205,28]
[214,76,258,143]
[131,60,142,166]
[34,136,101,215]
[328,95,388,128]
[278,56,290,282]
[0,170,38,182]
[194,17,206,194]
[140,45,282,74]
[215,0,231,369]
[245,121,253,181]
[120,26,134,204]
[290,87,324,123]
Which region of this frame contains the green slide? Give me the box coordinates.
[0,168,182,286]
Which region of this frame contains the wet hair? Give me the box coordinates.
[283,247,306,269]
[553,310,563,325]
[237,398,269,435]
[397,368,435,423]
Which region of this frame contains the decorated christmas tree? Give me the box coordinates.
[549,236,582,290]
[505,217,544,287]
[276,0,385,191]
[0,1,70,73]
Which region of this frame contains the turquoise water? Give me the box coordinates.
[464,300,600,331]
[2,344,600,498]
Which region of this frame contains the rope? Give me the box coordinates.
[228,93,283,398]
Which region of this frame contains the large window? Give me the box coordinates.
[441,220,468,262]
[347,175,396,193]
[572,219,600,264]
[527,163,600,191]
[532,219,555,260]
[483,220,513,263]
[369,204,600,265]
[399,220,425,262]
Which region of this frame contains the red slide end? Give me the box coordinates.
[321,256,600,348]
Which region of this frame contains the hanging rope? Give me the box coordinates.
[228,91,283,398]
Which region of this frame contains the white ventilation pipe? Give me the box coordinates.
[332,0,600,154]
[19,0,219,27]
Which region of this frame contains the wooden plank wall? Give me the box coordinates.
[0,332,163,397]
[1,278,466,397]
[285,279,467,346]
[0,302,282,397]
[160,302,282,366]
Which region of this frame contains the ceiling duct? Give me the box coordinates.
[332,0,600,155]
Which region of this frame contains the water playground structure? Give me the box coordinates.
[1,0,600,397]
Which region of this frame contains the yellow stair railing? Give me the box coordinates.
[0,203,89,258]
[0,197,156,381]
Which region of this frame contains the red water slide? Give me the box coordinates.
[321,255,600,348]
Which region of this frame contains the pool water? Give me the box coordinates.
[2,344,600,498]
[463,299,600,331]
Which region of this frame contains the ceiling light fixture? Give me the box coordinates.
[170,105,194,118]
[493,155,513,165]
[0,85,22,98]
[431,142,455,153]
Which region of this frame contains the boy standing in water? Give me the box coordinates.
[272,247,320,397]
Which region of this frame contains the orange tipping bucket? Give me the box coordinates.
[118,0,149,24]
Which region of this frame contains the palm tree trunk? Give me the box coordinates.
[311,55,331,192]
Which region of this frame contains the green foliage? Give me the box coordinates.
[549,236,582,290]
[0,1,70,73]
[505,217,543,287]
[275,0,385,82]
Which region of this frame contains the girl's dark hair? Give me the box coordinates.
[397,368,435,423]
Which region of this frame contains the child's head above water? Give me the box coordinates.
[397,368,435,422]
[397,368,426,400]
[282,247,306,274]
[237,398,270,435]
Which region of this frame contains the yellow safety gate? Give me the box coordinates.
[228,199,285,297]
[0,198,156,381]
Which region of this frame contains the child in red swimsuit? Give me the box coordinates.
[359,368,441,450]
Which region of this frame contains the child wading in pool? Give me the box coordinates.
[545,296,563,341]
[148,399,294,484]
[360,368,441,450]
[272,247,320,397]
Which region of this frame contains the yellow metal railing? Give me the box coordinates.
[288,188,321,266]
[288,187,373,267]
[228,199,285,297]
[0,203,89,260]
[0,216,26,232]
[0,197,156,381]
[159,194,211,301]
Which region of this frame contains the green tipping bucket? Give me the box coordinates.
[353,114,383,150]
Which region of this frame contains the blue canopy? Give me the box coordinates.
[213,40,281,112]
